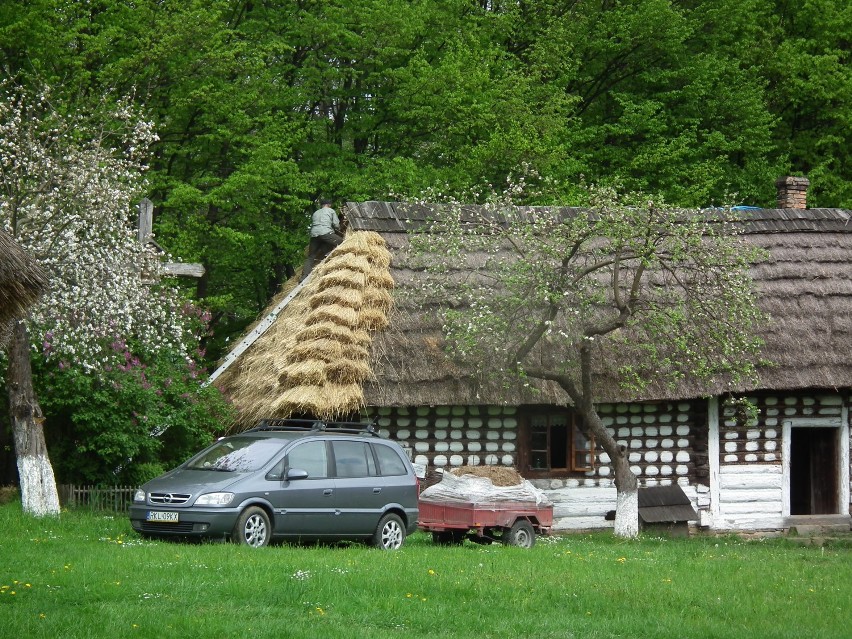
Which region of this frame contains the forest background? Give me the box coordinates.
[1,0,849,486]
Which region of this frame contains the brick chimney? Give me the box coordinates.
[775,176,809,209]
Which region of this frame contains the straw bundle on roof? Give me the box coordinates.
[278,360,327,386]
[353,237,393,269]
[309,286,363,310]
[306,304,359,329]
[295,321,361,344]
[289,338,347,363]
[316,269,367,290]
[366,270,395,290]
[358,306,391,331]
[362,287,393,313]
[325,357,372,384]
[352,328,372,347]
[271,382,364,418]
[317,252,372,276]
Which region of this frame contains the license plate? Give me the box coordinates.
[146,511,179,523]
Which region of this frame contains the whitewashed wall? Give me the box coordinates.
[370,392,851,533]
[371,402,704,531]
[711,393,850,532]
[374,405,519,468]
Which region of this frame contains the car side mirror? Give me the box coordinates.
[286,468,309,480]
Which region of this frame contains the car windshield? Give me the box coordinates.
[185,437,284,473]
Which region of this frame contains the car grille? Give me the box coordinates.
[149,492,192,505]
[140,521,197,534]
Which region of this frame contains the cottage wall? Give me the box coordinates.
[370,402,705,531]
[370,392,851,534]
[712,393,851,532]
[372,405,520,470]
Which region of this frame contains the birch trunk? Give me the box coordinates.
[7,321,60,516]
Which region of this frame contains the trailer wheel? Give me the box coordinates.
[503,520,535,548]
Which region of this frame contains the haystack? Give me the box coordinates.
[450,465,525,486]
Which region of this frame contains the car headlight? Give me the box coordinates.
[133,489,146,503]
[195,492,235,506]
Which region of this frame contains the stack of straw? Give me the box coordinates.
[269,231,393,419]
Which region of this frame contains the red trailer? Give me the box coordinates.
[418,498,553,548]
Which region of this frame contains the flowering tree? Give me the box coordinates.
[409,182,766,538]
[0,82,204,515]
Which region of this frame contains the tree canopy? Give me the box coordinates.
[3,0,848,362]
[407,181,766,536]
[0,81,229,504]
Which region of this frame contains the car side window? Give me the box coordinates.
[286,441,328,478]
[331,440,375,478]
[373,443,408,476]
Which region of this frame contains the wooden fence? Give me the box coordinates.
[59,484,137,512]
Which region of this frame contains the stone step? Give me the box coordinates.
[789,523,851,536]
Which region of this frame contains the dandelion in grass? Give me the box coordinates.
[427,569,436,576]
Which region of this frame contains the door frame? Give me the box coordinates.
[782,414,849,517]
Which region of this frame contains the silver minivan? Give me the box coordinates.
[129,420,419,549]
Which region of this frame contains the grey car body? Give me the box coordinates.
[129,420,419,549]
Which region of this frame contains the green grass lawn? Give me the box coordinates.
[0,503,849,639]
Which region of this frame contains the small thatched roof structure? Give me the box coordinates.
[0,230,48,349]
[216,203,852,424]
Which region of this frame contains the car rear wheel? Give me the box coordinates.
[503,520,535,548]
[373,513,406,550]
[233,506,271,547]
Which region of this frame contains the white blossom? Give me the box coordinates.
[0,82,198,373]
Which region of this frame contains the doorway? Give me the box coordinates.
[789,427,839,515]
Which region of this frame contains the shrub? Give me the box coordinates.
[35,347,232,485]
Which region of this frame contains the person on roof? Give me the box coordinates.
[302,198,344,280]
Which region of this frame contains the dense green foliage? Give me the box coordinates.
[0,340,230,486]
[2,0,849,360]
[34,349,230,486]
[0,504,850,638]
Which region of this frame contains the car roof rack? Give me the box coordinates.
[249,418,381,437]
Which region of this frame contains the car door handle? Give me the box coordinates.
[323,489,333,496]
[373,488,382,493]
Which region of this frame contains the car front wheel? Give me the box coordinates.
[373,513,406,550]
[233,506,271,548]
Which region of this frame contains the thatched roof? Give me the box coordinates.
[0,230,47,349]
[216,203,852,422]
[349,202,852,405]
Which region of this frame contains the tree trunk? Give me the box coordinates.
[611,451,639,538]
[7,321,60,516]
[579,403,639,538]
